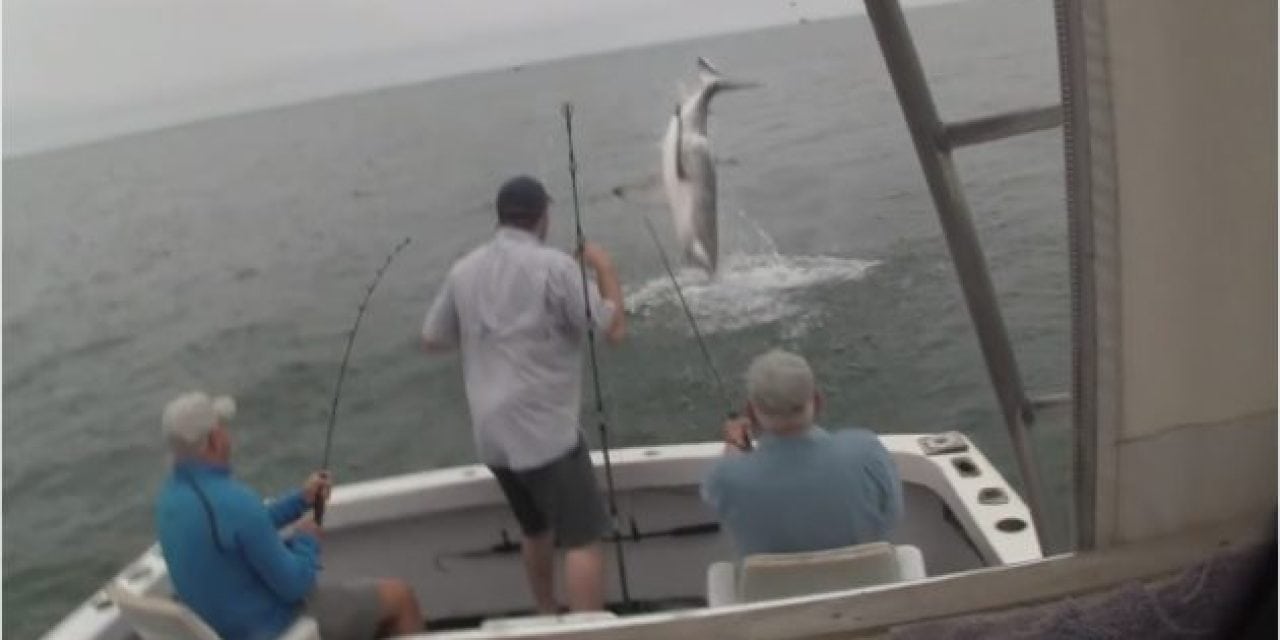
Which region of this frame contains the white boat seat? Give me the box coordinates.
[105,584,320,640]
[706,541,926,607]
[479,611,618,632]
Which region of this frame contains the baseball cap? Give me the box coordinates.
[495,176,552,217]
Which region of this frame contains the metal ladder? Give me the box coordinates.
[862,0,1067,539]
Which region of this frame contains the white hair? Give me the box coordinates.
[746,349,816,431]
[161,391,235,454]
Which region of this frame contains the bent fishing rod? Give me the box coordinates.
[315,236,412,525]
[562,102,632,607]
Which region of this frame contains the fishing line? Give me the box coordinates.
[635,210,736,421]
[315,236,412,525]
[631,107,745,447]
[562,102,632,606]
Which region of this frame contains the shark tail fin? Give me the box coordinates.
[696,57,724,84]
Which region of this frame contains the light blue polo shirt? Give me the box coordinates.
[701,426,904,557]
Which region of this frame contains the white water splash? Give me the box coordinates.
[627,211,878,335]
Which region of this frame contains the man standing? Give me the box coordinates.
[702,349,904,556]
[421,175,626,613]
[156,391,424,639]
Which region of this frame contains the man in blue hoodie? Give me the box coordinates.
[155,391,424,640]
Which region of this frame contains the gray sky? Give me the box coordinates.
[3,0,959,154]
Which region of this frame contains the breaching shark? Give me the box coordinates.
[661,58,757,274]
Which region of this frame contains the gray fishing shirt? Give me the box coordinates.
[422,227,614,470]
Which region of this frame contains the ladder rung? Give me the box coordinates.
[1029,392,1071,410]
[943,105,1063,149]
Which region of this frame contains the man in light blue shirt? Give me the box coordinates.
[701,350,903,557]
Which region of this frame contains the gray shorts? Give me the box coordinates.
[304,579,383,640]
[489,436,610,549]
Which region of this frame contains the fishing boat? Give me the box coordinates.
[43,433,1039,638]
[40,0,1275,637]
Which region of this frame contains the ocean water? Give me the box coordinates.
[2,1,1068,636]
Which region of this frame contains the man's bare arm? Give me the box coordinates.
[581,243,626,344]
[421,281,460,352]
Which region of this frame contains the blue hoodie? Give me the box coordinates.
[156,460,320,640]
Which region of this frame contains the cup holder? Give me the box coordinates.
[952,457,980,478]
[978,487,1009,505]
[996,517,1028,533]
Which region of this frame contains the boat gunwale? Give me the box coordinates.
[323,434,1042,566]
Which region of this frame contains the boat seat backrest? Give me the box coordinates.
[104,584,221,640]
[738,541,906,603]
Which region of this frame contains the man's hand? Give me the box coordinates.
[722,415,753,453]
[303,470,331,507]
[294,515,323,540]
[577,241,627,344]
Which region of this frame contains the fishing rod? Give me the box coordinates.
[315,236,412,525]
[562,102,632,607]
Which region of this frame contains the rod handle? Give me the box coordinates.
[313,479,331,525]
[726,410,754,452]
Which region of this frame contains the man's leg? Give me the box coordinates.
[522,531,558,613]
[374,579,424,636]
[543,438,609,612]
[305,579,422,639]
[490,466,557,613]
[563,541,605,611]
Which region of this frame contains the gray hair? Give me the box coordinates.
[746,349,816,430]
[161,391,235,454]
